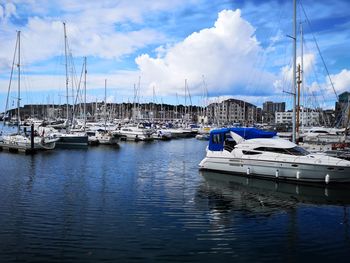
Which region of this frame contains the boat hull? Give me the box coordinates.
[199,156,350,183]
[56,134,88,148]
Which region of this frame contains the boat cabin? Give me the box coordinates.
[208,127,277,151]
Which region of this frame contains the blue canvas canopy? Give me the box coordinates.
[208,127,277,151]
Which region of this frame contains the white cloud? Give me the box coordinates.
[135,9,274,98]
[273,53,316,92]
[0,0,172,67]
[328,69,350,94]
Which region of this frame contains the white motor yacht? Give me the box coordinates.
[152,130,172,140]
[86,130,120,145]
[115,126,154,142]
[199,128,350,183]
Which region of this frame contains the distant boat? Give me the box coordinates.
[86,130,121,145]
[115,125,154,142]
[45,22,88,148]
[0,31,58,152]
[1,133,58,151]
[152,130,172,140]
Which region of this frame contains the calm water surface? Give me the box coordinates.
[1,135,350,262]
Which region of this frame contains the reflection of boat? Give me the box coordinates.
[200,170,350,205]
[199,127,350,183]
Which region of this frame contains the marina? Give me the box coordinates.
[1,0,350,261]
[1,137,350,262]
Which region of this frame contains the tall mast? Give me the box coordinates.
[104,79,107,132]
[184,79,187,123]
[292,0,297,143]
[17,31,21,134]
[63,22,69,122]
[300,21,304,132]
[133,83,136,121]
[84,57,87,131]
[138,76,141,121]
[296,64,301,137]
[152,86,156,121]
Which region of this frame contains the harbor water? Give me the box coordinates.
[1,137,350,262]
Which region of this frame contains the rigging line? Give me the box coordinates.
[299,1,338,100]
[4,34,19,116]
[303,41,333,126]
[306,61,330,126]
[246,1,287,101]
[73,59,85,117]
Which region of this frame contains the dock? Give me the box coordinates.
[0,142,36,154]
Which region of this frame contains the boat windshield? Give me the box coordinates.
[254,146,310,156]
[285,146,310,156]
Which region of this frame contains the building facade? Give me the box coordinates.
[262,101,286,124]
[207,98,257,125]
[335,91,350,127]
[275,110,320,126]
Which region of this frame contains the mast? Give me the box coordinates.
[300,21,305,132]
[137,76,141,121]
[84,57,87,131]
[152,86,156,121]
[104,79,107,132]
[175,93,179,121]
[296,64,301,138]
[184,79,187,123]
[17,31,21,134]
[63,22,69,123]
[133,83,136,121]
[292,0,297,143]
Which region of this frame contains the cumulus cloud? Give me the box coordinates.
[328,69,350,94]
[135,9,275,98]
[0,0,168,67]
[273,53,316,92]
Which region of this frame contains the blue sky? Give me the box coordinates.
[1,0,349,111]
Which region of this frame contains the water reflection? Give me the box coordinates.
[199,170,350,210]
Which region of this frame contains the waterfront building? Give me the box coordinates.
[206,98,257,125]
[262,101,285,124]
[335,91,350,127]
[275,110,320,126]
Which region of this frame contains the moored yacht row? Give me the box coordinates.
[0,120,203,152]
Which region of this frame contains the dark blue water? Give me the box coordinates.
[1,137,350,262]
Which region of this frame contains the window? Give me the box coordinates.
[242,150,262,155]
[212,134,222,144]
[254,146,309,156]
[285,146,310,156]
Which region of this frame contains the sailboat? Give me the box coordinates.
[0,31,58,153]
[199,1,350,183]
[40,22,88,148]
[86,79,121,145]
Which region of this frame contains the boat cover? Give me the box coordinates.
[208,127,277,151]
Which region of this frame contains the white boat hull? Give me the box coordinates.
[199,155,350,183]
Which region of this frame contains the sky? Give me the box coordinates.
[1,0,350,112]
